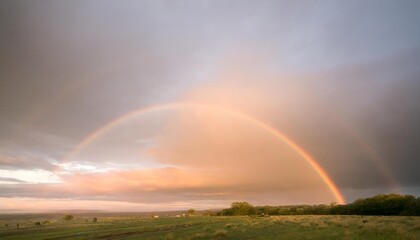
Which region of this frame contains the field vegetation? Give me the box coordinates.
[0,194,419,239]
[0,214,419,240]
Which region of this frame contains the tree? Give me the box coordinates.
[187,208,196,216]
[63,215,74,221]
[231,202,256,216]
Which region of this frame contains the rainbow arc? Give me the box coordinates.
[64,102,346,204]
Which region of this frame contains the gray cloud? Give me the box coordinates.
[0,0,420,209]
[0,155,55,171]
[0,177,26,183]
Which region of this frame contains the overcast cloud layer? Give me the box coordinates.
[1,0,420,212]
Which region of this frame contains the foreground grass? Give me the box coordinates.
[0,215,419,240]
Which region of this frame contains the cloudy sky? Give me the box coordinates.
[1,0,420,212]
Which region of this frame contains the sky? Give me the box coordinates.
[1,0,420,212]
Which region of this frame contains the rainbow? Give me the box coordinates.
[64,102,346,204]
[340,122,400,193]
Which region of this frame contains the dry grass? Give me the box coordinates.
[0,215,418,239]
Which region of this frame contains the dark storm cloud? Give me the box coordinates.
[293,48,420,190]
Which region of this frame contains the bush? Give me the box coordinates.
[187,208,196,216]
[63,215,74,221]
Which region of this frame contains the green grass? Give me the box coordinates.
[0,215,419,239]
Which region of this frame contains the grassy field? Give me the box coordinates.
[0,214,419,240]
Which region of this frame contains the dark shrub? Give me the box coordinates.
[63,215,74,221]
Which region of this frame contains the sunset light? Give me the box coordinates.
[1,1,419,239]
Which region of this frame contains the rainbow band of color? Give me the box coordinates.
[64,102,346,204]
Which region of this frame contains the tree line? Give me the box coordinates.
[217,194,420,216]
